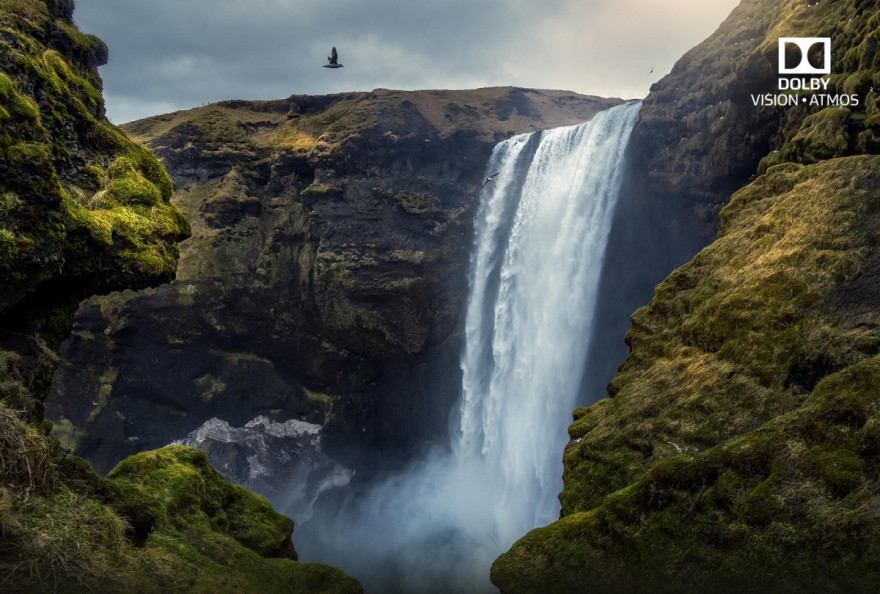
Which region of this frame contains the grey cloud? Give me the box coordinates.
[74,0,738,123]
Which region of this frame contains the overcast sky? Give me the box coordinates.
[74,0,739,124]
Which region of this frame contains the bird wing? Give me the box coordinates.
[331,47,338,63]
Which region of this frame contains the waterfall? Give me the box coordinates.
[455,100,643,543]
[297,100,642,593]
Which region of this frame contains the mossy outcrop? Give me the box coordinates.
[493,155,880,592]
[1,419,361,592]
[45,87,621,473]
[494,0,880,591]
[0,2,359,591]
[0,0,189,421]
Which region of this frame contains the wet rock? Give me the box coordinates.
[173,416,354,523]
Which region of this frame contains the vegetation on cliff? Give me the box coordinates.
[494,0,880,591]
[0,2,359,591]
[0,0,190,421]
[2,425,360,593]
[494,155,880,592]
[0,0,189,311]
[46,87,620,473]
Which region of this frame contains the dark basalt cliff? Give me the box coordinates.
[0,2,359,591]
[45,87,621,473]
[494,0,880,591]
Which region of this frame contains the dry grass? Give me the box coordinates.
[0,405,54,496]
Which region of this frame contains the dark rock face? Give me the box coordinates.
[46,87,622,474]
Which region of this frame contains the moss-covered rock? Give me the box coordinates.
[492,154,880,592]
[0,2,189,314]
[0,0,189,425]
[107,446,295,558]
[0,2,359,592]
[1,421,362,593]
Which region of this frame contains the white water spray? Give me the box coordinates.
[298,101,642,593]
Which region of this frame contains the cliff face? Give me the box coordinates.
[0,0,189,422]
[493,0,880,591]
[585,0,880,401]
[44,87,621,473]
[0,2,358,591]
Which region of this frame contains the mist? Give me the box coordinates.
[290,102,642,592]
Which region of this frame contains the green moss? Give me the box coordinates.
[784,107,850,165]
[0,226,16,256]
[0,411,362,592]
[496,356,880,593]
[226,484,297,559]
[0,71,13,97]
[97,446,360,593]
[393,191,441,215]
[106,156,163,205]
[494,155,880,592]
[0,0,189,354]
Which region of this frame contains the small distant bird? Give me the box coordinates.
[323,46,343,69]
[648,66,654,76]
[482,172,501,187]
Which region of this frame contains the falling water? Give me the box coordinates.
[297,100,643,593]
[455,100,643,544]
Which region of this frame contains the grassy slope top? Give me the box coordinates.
[122,87,622,155]
[494,0,880,591]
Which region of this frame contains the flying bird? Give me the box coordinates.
[323,46,343,69]
[648,66,654,76]
[482,172,501,187]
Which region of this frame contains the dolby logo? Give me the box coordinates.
[779,37,831,75]
[752,36,857,108]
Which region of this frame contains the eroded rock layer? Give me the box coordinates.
[46,87,621,473]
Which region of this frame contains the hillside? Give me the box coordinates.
[492,0,880,591]
[0,1,359,591]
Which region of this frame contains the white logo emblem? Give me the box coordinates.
[779,37,831,75]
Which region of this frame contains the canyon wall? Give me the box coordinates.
[46,87,621,473]
[494,0,880,591]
